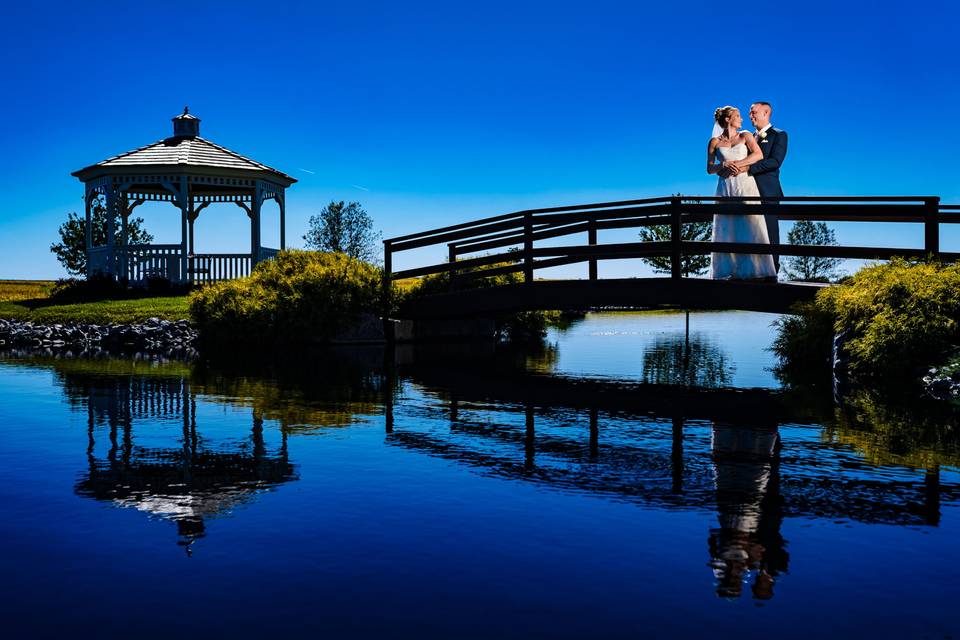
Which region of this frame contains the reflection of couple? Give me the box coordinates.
[706,102,788,281]
[708,422,788,600]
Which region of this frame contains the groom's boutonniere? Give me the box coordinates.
[758,130,768,140]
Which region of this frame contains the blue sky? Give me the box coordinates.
[1,0,957,278]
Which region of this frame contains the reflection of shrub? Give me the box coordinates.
[826,388,960,469]
[771,301,835,384]
[190,250,381,347]
[405,260,561,342]
[773,258,960,384]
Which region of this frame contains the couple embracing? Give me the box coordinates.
[707,102,787,281]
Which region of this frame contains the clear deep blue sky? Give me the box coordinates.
[1,0,957,278]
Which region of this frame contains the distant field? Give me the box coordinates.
[0,280,191,323]
[0,280,55,302]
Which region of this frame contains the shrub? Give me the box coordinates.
[773,258,960,385]
[190,250,382,347]
[49,274,131,302]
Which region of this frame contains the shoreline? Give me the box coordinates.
[0,317,196,354]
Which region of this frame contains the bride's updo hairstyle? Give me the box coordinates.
[714,105,737,128]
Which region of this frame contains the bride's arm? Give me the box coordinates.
[731,132,763,169]
[706,138,722,175]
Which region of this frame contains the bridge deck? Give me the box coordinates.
[398,278,826,318]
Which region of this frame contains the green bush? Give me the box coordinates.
[405,259,561,342]
[771,300,836,384]
[773,258,960,384]
[190,250,382,347]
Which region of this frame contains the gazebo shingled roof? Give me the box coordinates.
[72,107,296,284]
[71,132,295,182]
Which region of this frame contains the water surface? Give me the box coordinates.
[0,312,958,639]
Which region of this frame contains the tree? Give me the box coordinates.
[782,220,842,282]
[50,197,153,276]
[638,198,712,276]
[303,200,380,263]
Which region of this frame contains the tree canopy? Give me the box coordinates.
[783,220,842,282]
[50,198,153,276]
[303,200,380,263]
[638,222,712,277]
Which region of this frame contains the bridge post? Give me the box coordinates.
[588,219,598,281]
[670,196,682,279]
[448,244,458,291]
[524,212,534,284]
[382,240,393,329]
[925,197,941,260]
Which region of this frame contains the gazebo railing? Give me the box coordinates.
[188,253,253,284]
[122,244,183,283]
[89,245,282,285]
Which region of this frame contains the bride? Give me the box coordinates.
[707,106,777,280]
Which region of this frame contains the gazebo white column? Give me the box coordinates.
[84,188,93,277]
[120,196,129,281]
[105,187,117,276]
[279,192,286,251]
[251,182,262,265]
[179,177,189,284]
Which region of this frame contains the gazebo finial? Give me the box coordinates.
[183,105,189,114]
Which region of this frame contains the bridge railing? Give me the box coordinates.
[383,196,957,299]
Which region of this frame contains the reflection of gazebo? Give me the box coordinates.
[74,374,296,553]
[71,108,296,284]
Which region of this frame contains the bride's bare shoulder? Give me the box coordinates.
[708,136,721,148]
[739,130,755,140]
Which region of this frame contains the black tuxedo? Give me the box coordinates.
[748,126,787,271]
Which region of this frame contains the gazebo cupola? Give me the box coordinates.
[172,107,201,138]
[71,107,296,284]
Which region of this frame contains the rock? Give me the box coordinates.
[0,318,197,357]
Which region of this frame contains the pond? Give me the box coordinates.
[0,311,958,638]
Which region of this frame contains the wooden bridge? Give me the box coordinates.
[384,196,958,318]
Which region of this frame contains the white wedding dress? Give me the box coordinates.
[712,143,777,280]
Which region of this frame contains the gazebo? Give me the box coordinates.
[71,108,296,284]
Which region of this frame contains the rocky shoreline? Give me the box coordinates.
[0,317,196,354]
[922,363,960,402]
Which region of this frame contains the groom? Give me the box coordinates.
[723,102,788,272]
[746,101,787,272]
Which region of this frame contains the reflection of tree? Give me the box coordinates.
[642,335,734,387]
[708,423,788,600]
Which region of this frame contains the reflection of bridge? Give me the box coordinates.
[389,364,953,599]
[392,366,950,525]
[385,196,957,318]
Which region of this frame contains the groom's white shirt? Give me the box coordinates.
[755,123,773,136]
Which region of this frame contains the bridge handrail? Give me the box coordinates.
[382,196,950,302]
[385,196,675,245]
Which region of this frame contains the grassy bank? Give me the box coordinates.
[0,279,190,324]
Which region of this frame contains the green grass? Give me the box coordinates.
[0,295,191,324]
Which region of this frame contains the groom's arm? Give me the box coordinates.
[748,131,788,176]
